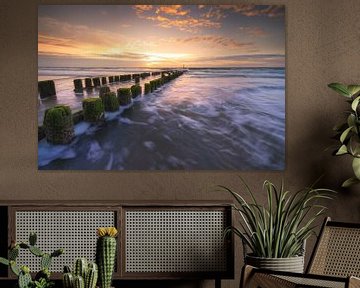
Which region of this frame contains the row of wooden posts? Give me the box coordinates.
[38,71,163,99]
[38,71,184,144]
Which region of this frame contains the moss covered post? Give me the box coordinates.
[100,92,119,112]
[130,85,142,98]
[38,80,56,99]
[101,77,107,85]
[93,77,101,87]
[73,79,83,92]
[82,98,105,122]
[43,105,74,144]
[117,88,132,106]
[99,86,110,98]
[144,83,151,94]
[85,78,93,89]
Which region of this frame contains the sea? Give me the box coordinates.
[38,67,285,170]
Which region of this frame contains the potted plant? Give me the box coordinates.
[221,179,334,273]
[328,83,360,187]
[0,232,64,288]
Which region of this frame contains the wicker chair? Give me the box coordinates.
[241,217,360,288]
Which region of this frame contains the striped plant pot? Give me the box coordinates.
[245,254,305,273]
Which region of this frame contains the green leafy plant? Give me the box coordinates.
[0,232,63,288]
[221,178,334,258]
[328,83,360,187]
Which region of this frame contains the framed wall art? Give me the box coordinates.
[38,5,285,170]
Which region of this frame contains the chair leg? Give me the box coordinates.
[215,278,221,288]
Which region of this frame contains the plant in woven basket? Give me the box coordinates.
[43,105,74,145]
[96,227,118,288]
[0,232,64,288]
[221,178,335,260]
[328,83,360,187]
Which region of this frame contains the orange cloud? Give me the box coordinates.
[155,5,189,16]
[176,35,255,50]
[134,5,221,33]
[219,5,284,17]
[239,27,267,37]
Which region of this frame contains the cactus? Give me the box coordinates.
[74,275,85,288]
[43,105,74,145]
[29,245,44,257]
[63,259,97,288]
[74,258,88,279]
[63,272,74,288]
[117,88,132,106]
[96,227,118,288]
[144,83,151,94]
[82,98,105,123]
[35,268,51,281]
[100,92,119,112]
[38,80,56,99]
[29,232,37,246]
[130,85,142,98]
[9,246,19,260]
[85,263,98,288]
[0,232,63,288]
[41,253,52,270]
[18,268,32,288]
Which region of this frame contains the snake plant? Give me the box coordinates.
[221,178,335,258]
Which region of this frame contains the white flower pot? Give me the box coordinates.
[245,254,305,273]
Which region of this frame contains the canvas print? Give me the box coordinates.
[38,5,285,170]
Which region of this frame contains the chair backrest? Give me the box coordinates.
[307,217,360,277]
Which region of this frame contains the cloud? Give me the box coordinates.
[184,53,285,67]
[38,17,127,58]
[155,5,189,16]
[239,27,267,37]
[219,5,284,18]
[96,52,148,60]
[175,35,255,50]
[133,5,221,33]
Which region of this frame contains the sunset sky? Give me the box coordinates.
[38,5,285,68]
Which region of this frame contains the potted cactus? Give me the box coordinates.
[63,258,98,288]
[96,227,118,288]
[0,232,64,288]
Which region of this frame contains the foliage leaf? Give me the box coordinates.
[342,177,360,188]
[328,83,351,97]
[351,96,360,111]
[336,145,348,155]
